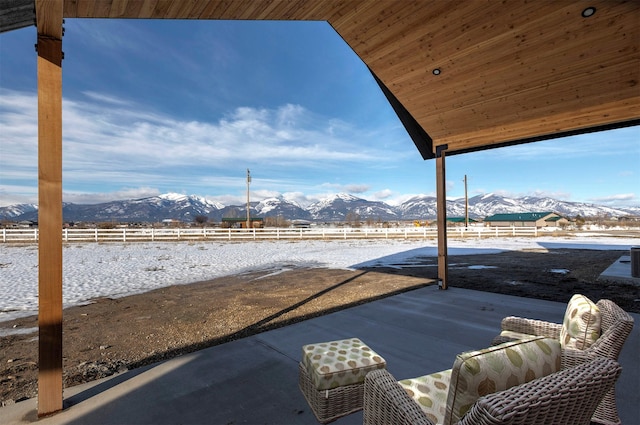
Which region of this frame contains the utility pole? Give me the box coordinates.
[464,174,469,228]
[246,169,251,229]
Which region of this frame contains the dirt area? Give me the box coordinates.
[1,248,638,406]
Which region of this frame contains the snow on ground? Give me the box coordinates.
[0,235,637,323]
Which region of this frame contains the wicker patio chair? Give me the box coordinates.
[363,356,621,425]
[493,297,634,425]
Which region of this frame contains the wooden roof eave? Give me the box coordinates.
[0,0,35,33]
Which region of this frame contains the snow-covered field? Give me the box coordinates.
[0,236,637,323]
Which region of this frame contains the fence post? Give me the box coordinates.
[2,228,4,243]
[95,228,98,242]
[152,227,155,242]
[253,228,256,240]
[122,228,126,243]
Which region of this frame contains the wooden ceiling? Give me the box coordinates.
[10,0,640,158]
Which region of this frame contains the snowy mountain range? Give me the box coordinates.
[1,192,638,223]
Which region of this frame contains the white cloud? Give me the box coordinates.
[483,189,572,201]
[63,187,162,205]
[533,190,572,200]
[0,90,38,165]
[344,184,370,194]
[1,89,406,202]
[82,91,133,106]
[470,126,640,161]
[280,192,315,208]
[386,193,436,206]
[0,187,37,206]
[589,193,637,204]
[61,98,386,169]
[71,20,154,54]
[373,189,394,200]
[446,180,456,192]
[252,189,282,200]
[206,194,244,206]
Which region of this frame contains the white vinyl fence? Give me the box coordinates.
[1,226,539,243]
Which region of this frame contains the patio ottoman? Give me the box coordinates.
[299,337,386,423]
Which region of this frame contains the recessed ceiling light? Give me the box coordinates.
[432,68,441,76]
[582,7,596,18]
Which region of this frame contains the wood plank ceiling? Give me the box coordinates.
[19,1,640,158]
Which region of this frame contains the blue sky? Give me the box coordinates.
[1,19,638,208]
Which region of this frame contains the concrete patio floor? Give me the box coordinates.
[1,285,638,424]
[599,255,640,285]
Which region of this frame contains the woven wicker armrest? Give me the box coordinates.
[590,299,634,359]
[457,357,622,425]
[363,369,435,425]
[500,316,562,339]
[561,347,597,369]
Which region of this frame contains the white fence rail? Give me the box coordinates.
[1,226,539,243]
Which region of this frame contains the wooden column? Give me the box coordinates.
[36,0,64,417]
[436,146,448,289]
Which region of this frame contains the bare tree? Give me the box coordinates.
[345,211,361,228]
[264,216,291,227]
[194,215,208,226]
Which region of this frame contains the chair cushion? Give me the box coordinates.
[445,337,561,425]
[560,294,601,350]
[399,369,451,425]
[498,330,535,341]
[301,338,386,390]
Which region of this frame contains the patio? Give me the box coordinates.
[1,285,637,425]
[2,0,639,417]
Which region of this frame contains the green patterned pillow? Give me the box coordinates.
[399,369,451,425]
[559,294,601,350]
[444,337,561,425]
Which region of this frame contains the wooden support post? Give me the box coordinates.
[36,0,64,417]
[436,145,448,289]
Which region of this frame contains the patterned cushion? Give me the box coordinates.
[445,337,561,425]
[560,294,601,349]
[498,330,535,341]
[301,338,386,390]
[399,369,451,425]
